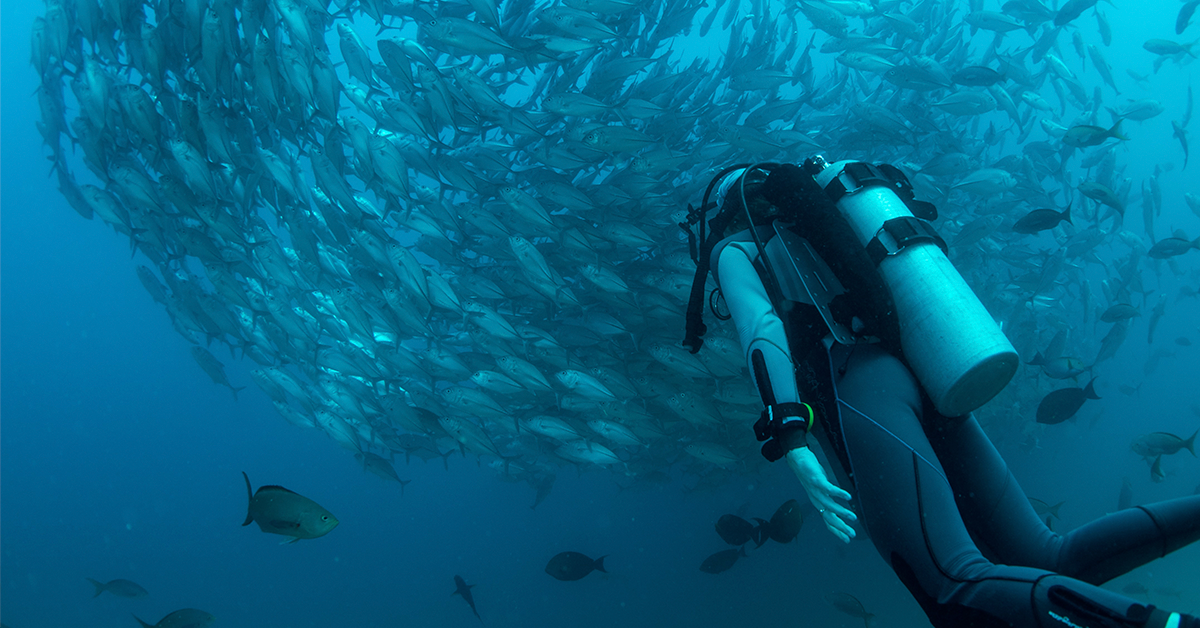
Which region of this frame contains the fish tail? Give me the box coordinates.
[1110,118,1129,141]
[87,578,105,597]
[1027,351,1046,365]
[133,615,155,628]
[1085,377,1101,400]
[399,479,412,497]
[1063,203,1072,224]
[1186,429,1198,457]
[752,518,771,547]
[242,471,254,526]
[593,555,608,573]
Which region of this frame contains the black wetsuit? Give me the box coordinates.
[712,227,1200,628]
[807,340,1200,628]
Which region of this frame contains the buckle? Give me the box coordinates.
[865,216,948,266]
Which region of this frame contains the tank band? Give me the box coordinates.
[865,216,949,267]
[819,161,938,221]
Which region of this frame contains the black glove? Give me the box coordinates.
[753,402,815,462]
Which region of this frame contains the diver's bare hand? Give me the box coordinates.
[786,447,857,543]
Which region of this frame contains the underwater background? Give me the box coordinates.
[3,0,1199,626]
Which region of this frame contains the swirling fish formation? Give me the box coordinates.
[31,0,1198,496]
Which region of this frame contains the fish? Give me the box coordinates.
[1147,237,1200,259]
[1026,352,1090,379]
[684,442,739,466]
[1130,431,1198,458]
[827,591,877,627]
[1100,303,1139,323]
[766,499,804,543]
[1036,378,1101,425]
[133,609,215,628]
[555,440,622,466]
[951,66,1005,87]
[1062,120,1128,148]
[1012,206,1071,234]
[87,578,148,598]
[1180,0,1200,34]
[699,547,746,574]
[241,472,339,542]
[1054,0,1098,26]
[545,551,607,581]
[1095,321,1129,365]
[951,168,1016,195]
[1029,498,1065,519]
[1078,182,1126,215]
[452,575,481,620]
[190,347,245,400]
[354,452,412,494]
[715,514,761,546]
[1144,38,1197,57]
[1106,100,1164,122]
[1147,294,1168,345]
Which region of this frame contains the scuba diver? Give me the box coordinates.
[680,157,1200,628]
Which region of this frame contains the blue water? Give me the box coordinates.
[3,1,1199,627]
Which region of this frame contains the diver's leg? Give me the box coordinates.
[928,411,1200,584]
[821,343,1194,628]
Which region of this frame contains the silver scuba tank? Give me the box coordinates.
[812,159,1018,417]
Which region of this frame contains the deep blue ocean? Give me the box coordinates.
[2,0,1198,627]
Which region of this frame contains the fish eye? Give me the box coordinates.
[322,515,329,521]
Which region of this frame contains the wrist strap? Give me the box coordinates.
[755,402,814,437]
[754,402,816,462]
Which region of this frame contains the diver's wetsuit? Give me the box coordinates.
[714,231,1200,628]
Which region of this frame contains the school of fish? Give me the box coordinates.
[31,0,1200,504]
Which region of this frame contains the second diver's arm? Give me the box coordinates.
[716,239,858,543]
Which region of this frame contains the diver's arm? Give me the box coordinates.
[717,240,857,543]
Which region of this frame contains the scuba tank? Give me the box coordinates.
[808,157,1018,417]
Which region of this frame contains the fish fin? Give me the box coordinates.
[593,555,607,573]
[752,518,771,547]
[87,578,105,597]
[280,536,302,545]
[1110,118,1129,141]
[242,472,254,526]
[1063,203,1072,224]
[133,614,155,628]
[399,479,412,496]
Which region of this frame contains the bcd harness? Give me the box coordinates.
[679,157,945,461]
